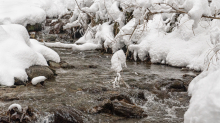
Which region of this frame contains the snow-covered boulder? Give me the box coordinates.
[0,24,60,86]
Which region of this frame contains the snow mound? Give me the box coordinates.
[0,0,78,26]
[184,19,220,123]
[31,76,47,85]
[0,24,60,86]
[0,0,46,26]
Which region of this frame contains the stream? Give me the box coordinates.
[0,46,199,123]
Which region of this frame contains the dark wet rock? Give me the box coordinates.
[182,74,196,90]
[26,23,42,32]
[155,78,186,92]
[48,61,61,68]
[90,99,147,118]
[83,86,102,94]
[110,94,133,104]
[53,106,89,123]
[14,78,26,86]
[169,81,186,92]
[26,65,55,80]
[152,90,170,100]
[76,65,98,69]
[101,87,108,91]
[112,100,147,118]
[86,65,98,68]
[130,83,155,91]
[138,91,146,100]
[89,99,112,114]
[60,61,75,69]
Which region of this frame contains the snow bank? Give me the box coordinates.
[0,0,78,26]
[184,19,220,123]
[0,24,60,86]
[128,14,211,71]
[0,0,46,26]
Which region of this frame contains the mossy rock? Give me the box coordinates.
[26,23,42,32]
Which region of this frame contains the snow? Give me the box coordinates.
[44,42,102,51]
[95,23,115,49]
[8,104,22,112]
[31,76,47,85]
[0,24,60,86]
[30,39,60,63]
[0,0,46,26]
[72,43,102,51]
[182,0,211,28]
[111,50,127,73]
[127,14,211,71]
[184,19,220,123]
[0,0,78,26]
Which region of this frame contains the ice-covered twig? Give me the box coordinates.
[111,50,128,88]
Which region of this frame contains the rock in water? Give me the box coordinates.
[53,106,89,123]
[112,100,147,118]
[48,60,61,68]
[14,77,26,86]
[26,65,55,80]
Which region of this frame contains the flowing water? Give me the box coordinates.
[0,47,198,123]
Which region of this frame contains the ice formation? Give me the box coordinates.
[31,76,47,85]
[111,50,127,73]
[111,50,127,88]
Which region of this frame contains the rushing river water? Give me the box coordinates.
[0,46,199,123]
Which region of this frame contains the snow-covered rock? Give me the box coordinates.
[0,24,59,86]
[8,104,22,112]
